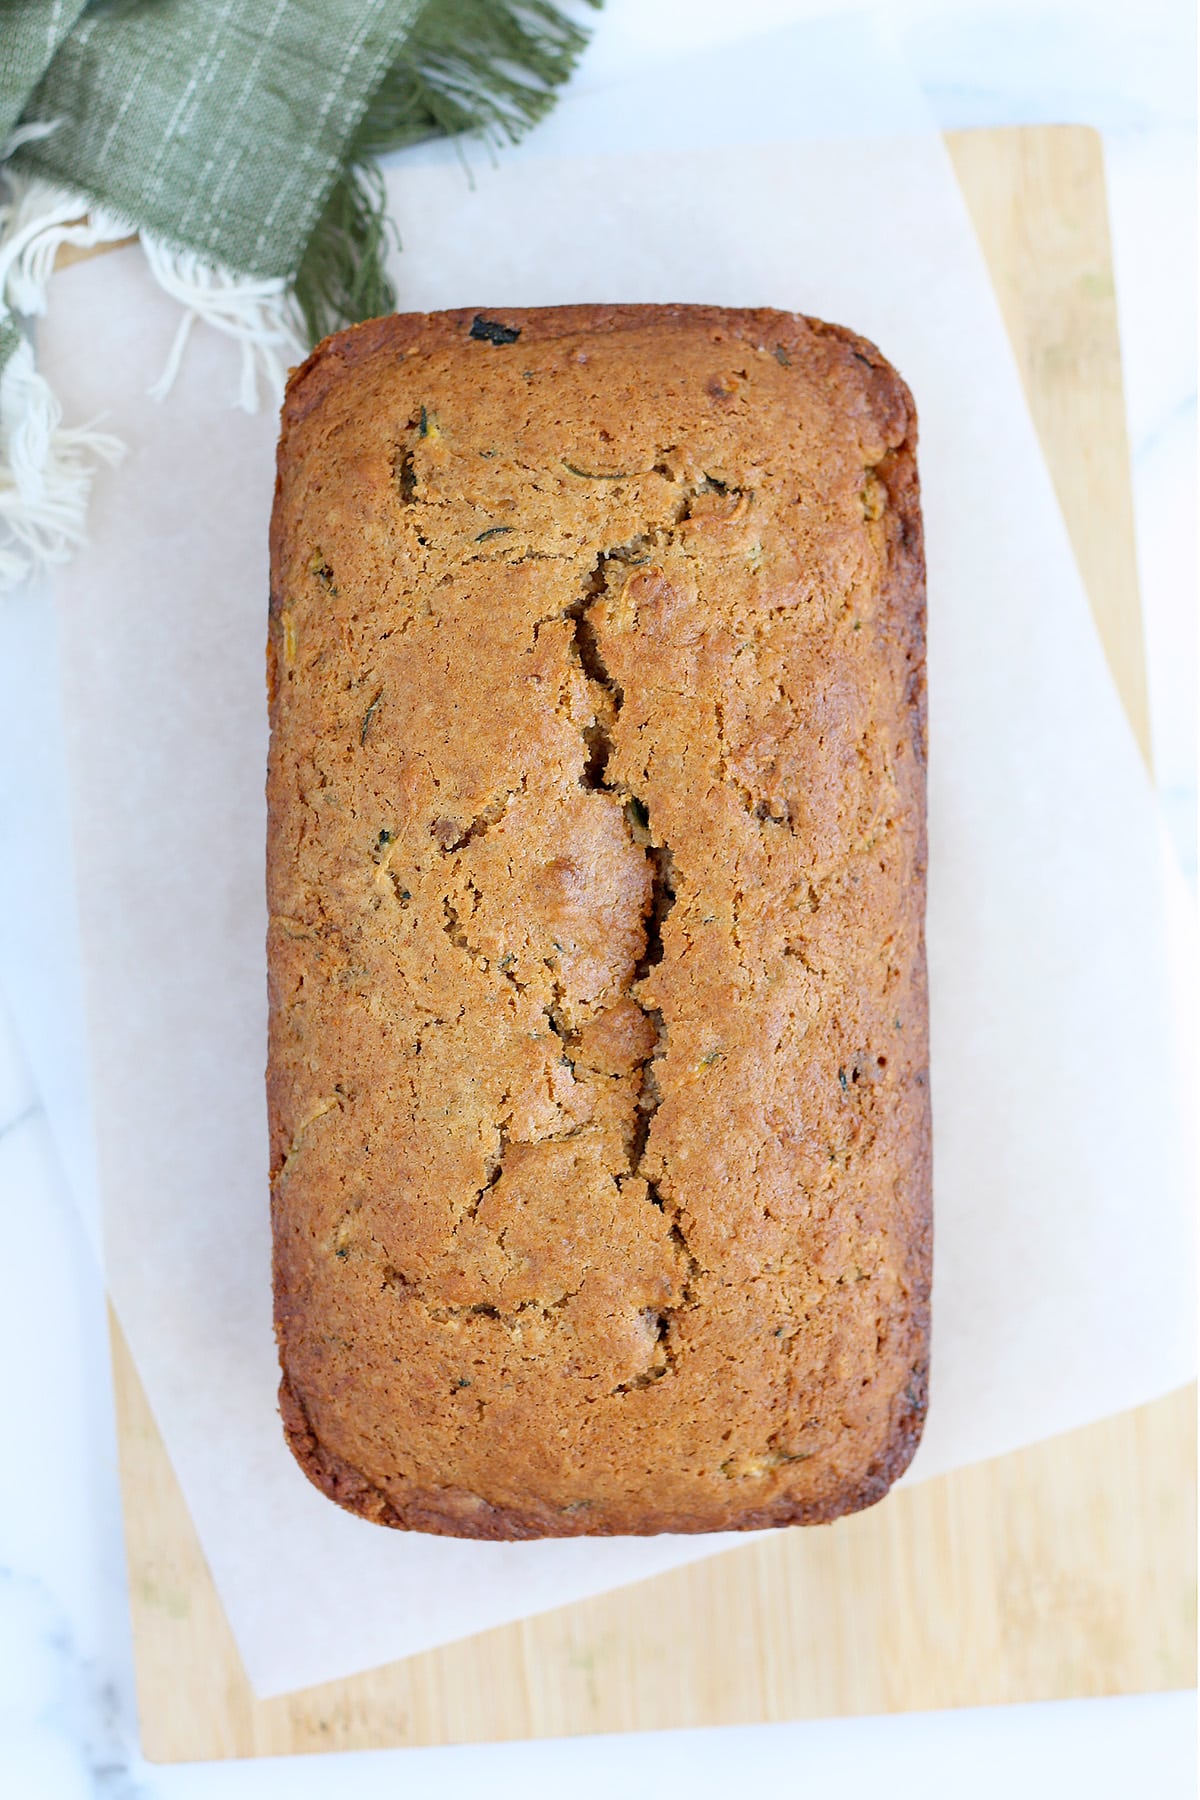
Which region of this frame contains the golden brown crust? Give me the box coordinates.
[268,304,930,1537]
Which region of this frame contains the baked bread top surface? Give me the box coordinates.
[268,305,930,1537]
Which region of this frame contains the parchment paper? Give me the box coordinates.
[0,18,1192,1697]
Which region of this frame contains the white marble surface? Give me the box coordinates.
[0,1,1194,1791]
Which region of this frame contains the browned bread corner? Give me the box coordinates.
[267,304,930,1537]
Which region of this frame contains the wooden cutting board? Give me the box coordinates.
[108,125,1195,1762]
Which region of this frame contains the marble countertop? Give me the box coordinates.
[1,1,1194,1793]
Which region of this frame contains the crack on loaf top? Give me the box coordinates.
[424,498,713,1380]
[430,782,524,854]
[559,537,699,1383]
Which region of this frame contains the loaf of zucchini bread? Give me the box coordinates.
[267,304,930,1537]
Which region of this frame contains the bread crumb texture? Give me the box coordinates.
[267,305,930,1537]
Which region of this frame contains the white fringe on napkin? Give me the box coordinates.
[140,237,305,412]
[0,161,305,596]
[0,336,124,592]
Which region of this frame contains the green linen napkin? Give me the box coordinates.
[0,0,598,588]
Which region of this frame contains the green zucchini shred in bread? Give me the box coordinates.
[267,305,931,1537]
